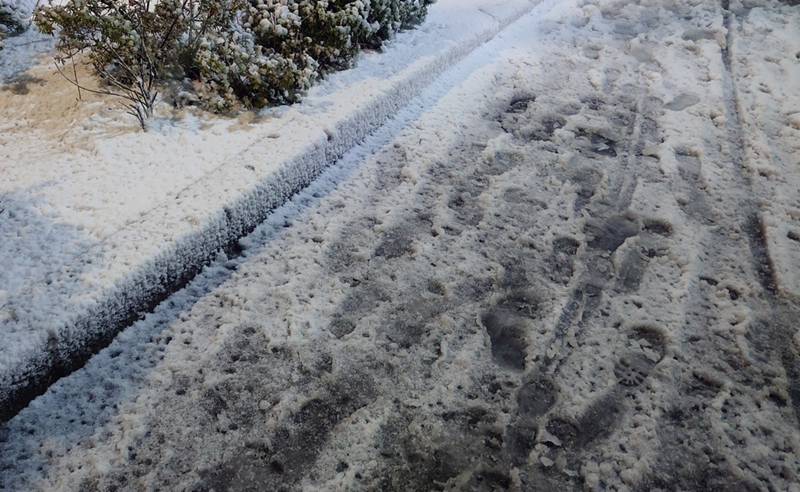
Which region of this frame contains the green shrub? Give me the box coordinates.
[196,0,434,109]
[194,0,372,109]
[34,0,437,125]
[35,0,243,128]
[0,0,30,34]
[1,0,35,55]
[362,0,435,48]
[193,1,320,109]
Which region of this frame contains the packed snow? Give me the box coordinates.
[2,0,800,491]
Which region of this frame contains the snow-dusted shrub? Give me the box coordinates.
[194,1,321,109]
[33,0,436,120]
[0,0,32,33]
[34,0,241,127]
[361,0,435,48]
[295,0,372,70]
[1,0,36,54]
[196,0,435,109]
[195,0,373,109]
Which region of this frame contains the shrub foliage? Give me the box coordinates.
[35,0,244,127]
[1,0,33,54]
[0,0,29,34]
[33,0,435,127]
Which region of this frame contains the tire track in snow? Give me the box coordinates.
[721,0,800,432]
[484,1,800,490]
[720,0,778,296]
[615,1,800,490]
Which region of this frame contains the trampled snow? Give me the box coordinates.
[1,0,800,491]
[0,0,538,417]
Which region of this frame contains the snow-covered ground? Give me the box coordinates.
[2,0,800,490]
[0,0,538,419]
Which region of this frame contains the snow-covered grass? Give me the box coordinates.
[0,0,540,420]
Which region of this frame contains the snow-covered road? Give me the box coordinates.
[2,0,800,490]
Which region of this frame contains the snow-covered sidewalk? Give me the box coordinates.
[0,0,541,420]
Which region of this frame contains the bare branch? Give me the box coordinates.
[53,61,138,103]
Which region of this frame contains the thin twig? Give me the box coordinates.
[53,61,136,102]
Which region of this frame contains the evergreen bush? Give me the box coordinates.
[0,0,29,34]
[362,0,434,48]
[186,0,435,109]
[1,0,35,55]
[34,0,242,128]
[34,0,437,125]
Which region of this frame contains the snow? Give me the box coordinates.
[727,2,800,300]
[1,0,800,491]
[0,0,538,414]
[0,0,36,29]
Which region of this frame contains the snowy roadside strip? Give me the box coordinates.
[725,3,800,303]
[0,0,549,422]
